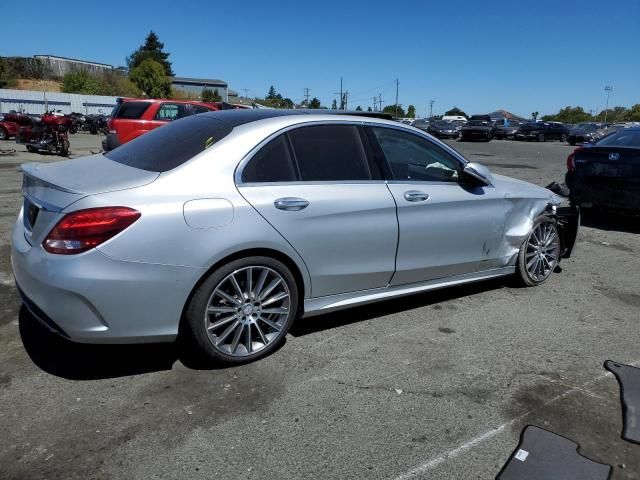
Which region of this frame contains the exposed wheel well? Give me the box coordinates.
[179,248,307,332]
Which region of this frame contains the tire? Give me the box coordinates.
[181,256,299,364]
[561,133,567,142]
[537,133,545,142]
[569,140,575,146]
[0,127,7,140]
[515,216,561,287]
[26,145,37,153]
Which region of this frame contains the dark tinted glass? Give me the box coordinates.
[243,135,297,182]
[115,101,151,119]
[105,116,233,172]
[288,125,371,181]
[596,129,640,148]
[192,104,211,114]
[372,127,460,182]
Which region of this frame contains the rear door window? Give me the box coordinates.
[191,104,211,114]
[114,101,151,119]
[105,116,233,172]
[242,135,298,183]
[155,103,191,121]
[288,125,371,181]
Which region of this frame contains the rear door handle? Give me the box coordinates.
[403,190,430,202]
[274,197,309,211]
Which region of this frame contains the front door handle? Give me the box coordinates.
[274,197,310,211]
[403,190,430,202]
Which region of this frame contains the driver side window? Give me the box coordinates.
[371,127,460,182]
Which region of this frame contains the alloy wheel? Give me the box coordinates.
[525,222,559,282]
[204,266,290,357]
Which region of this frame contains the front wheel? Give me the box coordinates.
[0,127,7,140]
[181,256,299,364]
[561,133,567,142]
[515,217,560,287]
[538,133,545,142]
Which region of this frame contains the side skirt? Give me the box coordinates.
[303,267,515,318]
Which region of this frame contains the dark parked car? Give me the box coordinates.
[426,120,460,139]
[459,115,493,141]
[566,126,640,213]
[567,123,600,145]
[515,122,569,142]
[494,122,523,139]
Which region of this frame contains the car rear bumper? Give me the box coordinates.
[566,172,640,212]
[102,133,121,151]
[11,213,205,344]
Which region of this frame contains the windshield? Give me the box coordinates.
[574,123,598,132]
[595,129,640,148]
[105,115,233,172]
[467,120,489,126]
[434,121,453,127]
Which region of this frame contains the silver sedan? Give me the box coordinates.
[11,110,579,364]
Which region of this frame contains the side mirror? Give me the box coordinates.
[462,162,493,186]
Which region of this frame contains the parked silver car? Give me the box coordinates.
[11,110,579,364]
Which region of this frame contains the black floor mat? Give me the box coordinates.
[605,360,640,444]
[496,425,611,479]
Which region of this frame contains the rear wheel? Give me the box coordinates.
[515,217,560,287]
[0,127,7,140]
[538,133,545,142]
[561,133,567,142]
[181,256,298,364]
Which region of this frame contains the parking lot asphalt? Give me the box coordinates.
[1,134,639,480]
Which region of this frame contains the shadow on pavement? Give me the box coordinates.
[290,277,507,337]
[581,209,640,235]
[19,306,180,380]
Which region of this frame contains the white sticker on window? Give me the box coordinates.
[515,449,529,462]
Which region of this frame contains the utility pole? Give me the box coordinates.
[604,86,613,124]
[340,77,343,110]
[379,93,382,112]
[242,88,249,99]
[303,87,311,107]
[395,78,399,118]
[429,99,435,119]
[343,91,349,110]
[373,97,377,112]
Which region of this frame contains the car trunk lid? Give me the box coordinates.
[21,154,159,244]
[574,146,640,184]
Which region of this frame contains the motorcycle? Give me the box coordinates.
[16,112,71,156]
[83,114,109,135]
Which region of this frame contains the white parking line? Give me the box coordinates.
[390,363,636,480]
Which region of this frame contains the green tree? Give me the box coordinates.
[267,85,277,99]
[127,31,174,77]
[0,58,8,88]
[331,99,337,110]
[541,106,592,124]
[407,105,416,118]
[626,104,640,122]
[309,97,321,109]
[355,105,362,111]
[62,70,103,94]
[130,59,172,98]
[531,111,539,121]
[367,106,372,112]
[201,88,222,102]
[445,107,467,118]
[383,105,405,117]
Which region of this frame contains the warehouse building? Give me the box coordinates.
[34,55,115,77]
[0,88,116,116]
[171,77,229,101]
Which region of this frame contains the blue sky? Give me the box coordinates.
[3,0,639,117]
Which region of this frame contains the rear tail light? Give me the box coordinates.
[566,147,584,171]
[43,207,141,254]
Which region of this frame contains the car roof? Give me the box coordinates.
[198,109,392,128]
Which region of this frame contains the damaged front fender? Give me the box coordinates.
[554,205,580,258]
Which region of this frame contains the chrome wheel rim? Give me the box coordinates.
[525,222,559,282]
[204,266,290,357]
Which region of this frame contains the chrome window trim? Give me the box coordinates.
[235,120,368,186]
[234,119,470,187]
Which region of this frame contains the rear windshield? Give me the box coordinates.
[595,129,640,149]
[104,115,233,172]
[114,101,151,119]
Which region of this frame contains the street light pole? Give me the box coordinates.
[604,86,613,125]
[429,99,434,119]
